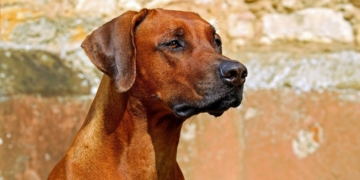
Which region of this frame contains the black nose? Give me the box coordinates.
[218,60,247,86]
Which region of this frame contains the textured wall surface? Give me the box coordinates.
[1,0,360,179]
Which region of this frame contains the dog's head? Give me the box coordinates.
[82,8,247,119]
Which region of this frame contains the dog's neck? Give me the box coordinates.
[74,75,184,179]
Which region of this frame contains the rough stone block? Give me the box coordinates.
[237,50,360,91]
[262,8,354,43]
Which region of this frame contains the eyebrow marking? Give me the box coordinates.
[173,28,185,36]
[209,25,216,34]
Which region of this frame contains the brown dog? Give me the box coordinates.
[48,8,247,180]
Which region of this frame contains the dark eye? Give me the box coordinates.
[165,40,182,49]
[214,37,222,53]
[215,38,222,47]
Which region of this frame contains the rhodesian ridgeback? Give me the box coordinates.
[48,8,247,180]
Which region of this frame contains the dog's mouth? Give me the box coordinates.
[173,89,243,119]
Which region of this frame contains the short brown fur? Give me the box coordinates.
[48,8,247,180]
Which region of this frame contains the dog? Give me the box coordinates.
[48,8,247,180]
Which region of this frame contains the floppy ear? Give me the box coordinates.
[81,9,148,92]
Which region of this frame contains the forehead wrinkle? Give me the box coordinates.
[163,27,185,37]
[141,12,215,45]
[178,19,214,43]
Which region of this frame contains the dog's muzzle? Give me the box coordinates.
[173,60,247,119]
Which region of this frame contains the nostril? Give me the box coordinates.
[221,68,239,79]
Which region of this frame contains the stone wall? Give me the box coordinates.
[1,0,360,179]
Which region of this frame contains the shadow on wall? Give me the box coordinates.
[0,49,92,96]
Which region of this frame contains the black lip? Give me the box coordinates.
[173,91,242,119]
[173,104,199,118]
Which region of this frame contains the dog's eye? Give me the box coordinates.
[214,38,222,53]
[166,40,182,49]
[215,38,222,47]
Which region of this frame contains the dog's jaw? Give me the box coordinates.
[172,85,244,119]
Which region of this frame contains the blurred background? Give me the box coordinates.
[1,0,360,179]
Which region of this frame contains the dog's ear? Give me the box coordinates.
[81,9,148,92]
